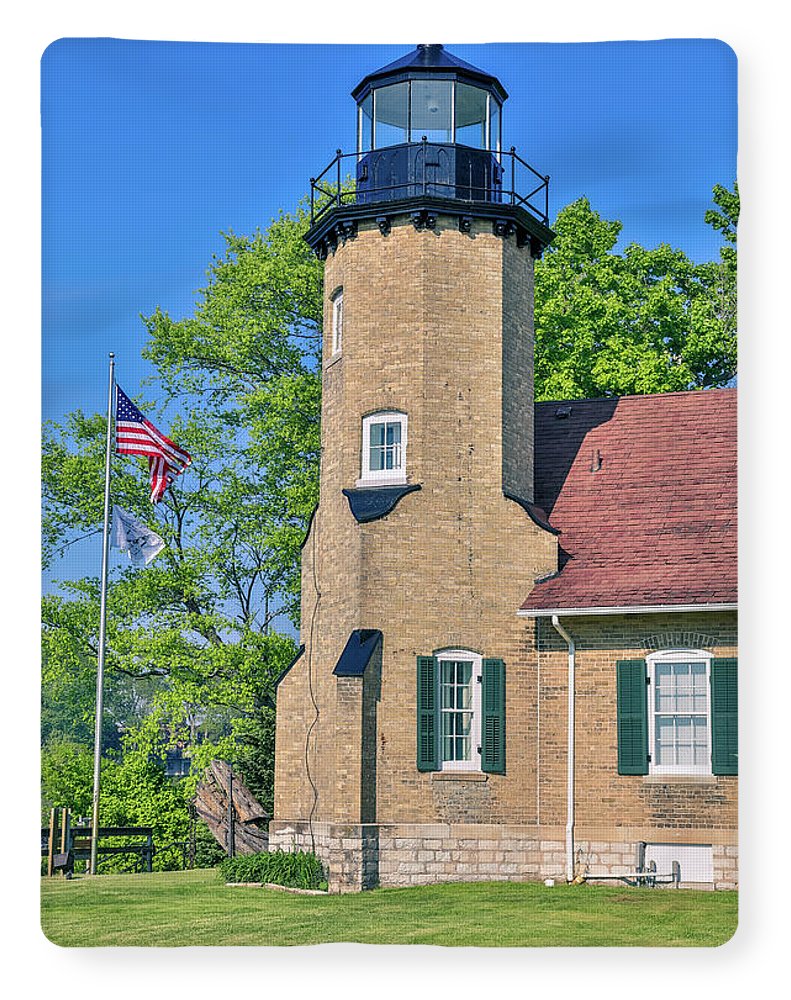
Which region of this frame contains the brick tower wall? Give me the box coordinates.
[273,214,557,832]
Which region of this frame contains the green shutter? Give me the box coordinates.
[416,656,439,771]
[481,658,506,774]
[711,658,738,775]
[617,659,649,775]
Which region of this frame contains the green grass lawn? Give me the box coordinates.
[40,868,737,947]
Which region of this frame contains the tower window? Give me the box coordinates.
[331,289,343,356]
[455,83,487,149]
[409,80,452,144]
[359,411,408,486]
[373,82,408,148]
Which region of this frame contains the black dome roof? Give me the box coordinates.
[351,44,507,103]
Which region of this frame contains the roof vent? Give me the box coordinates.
[554,405,572,419]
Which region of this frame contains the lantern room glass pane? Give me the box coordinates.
[373,82,408,147]
[358,93,373,153]
[455,83,487,148]
[490,98,501,152]
[410,79,452,143]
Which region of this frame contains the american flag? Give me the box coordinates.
[115,386,192,503]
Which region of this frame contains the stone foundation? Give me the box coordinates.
[711,844,739,890]
[268,821,379,893]
[269,820,738,892]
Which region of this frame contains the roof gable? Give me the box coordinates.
[522,388,737,613]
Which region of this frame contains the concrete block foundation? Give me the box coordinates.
[269,820,737,893]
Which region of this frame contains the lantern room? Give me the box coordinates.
[305,44,552,258]
[353,44,504,153]
[352,44,506,206]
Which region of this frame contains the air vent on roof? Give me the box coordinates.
[555,405,572,419]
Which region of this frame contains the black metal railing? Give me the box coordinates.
[309,140,549,227]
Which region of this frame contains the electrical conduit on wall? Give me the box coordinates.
[304,508,322,855]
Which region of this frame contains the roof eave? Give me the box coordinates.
[517,602,738,618]
[352,70,507,105]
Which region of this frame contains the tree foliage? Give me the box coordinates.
[41,737,224,871]
[704,181,739,348]
[534,185,738,399]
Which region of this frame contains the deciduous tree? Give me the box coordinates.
[533,186,738,400]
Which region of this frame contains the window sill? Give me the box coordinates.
[643,774,718,785]
[432,771,488,782]
[355,477,408,489]
[325,353,342,370]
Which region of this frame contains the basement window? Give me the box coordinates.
[644,843,714,886]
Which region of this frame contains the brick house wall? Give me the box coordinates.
[273,608,737,891]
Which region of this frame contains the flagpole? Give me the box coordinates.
[90,352,115,876]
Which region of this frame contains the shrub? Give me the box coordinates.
[40,739,191,872]
[218,849,326,890]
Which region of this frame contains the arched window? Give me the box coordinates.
[646,649,712,775]
[416,650,506,774]
[437,649,482,771]
[359,410,407,486]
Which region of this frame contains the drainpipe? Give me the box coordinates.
[551,615,576,883]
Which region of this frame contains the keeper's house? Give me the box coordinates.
[270,45,737,892]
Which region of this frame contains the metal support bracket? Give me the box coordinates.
[493,218,516,238]
[412,209,437,231]
[335,219,357,244]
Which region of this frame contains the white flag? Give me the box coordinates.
[110,505,165,565]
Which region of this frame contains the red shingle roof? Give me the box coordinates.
[520,388,737,613]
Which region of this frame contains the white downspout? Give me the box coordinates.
[551,614,576,883]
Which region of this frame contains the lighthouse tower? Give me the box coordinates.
[271,45,559,892]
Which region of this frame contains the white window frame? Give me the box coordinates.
[437,649,482,772]
[646,649,713,776]
[358,410,408,486]
[331,289,343,356]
